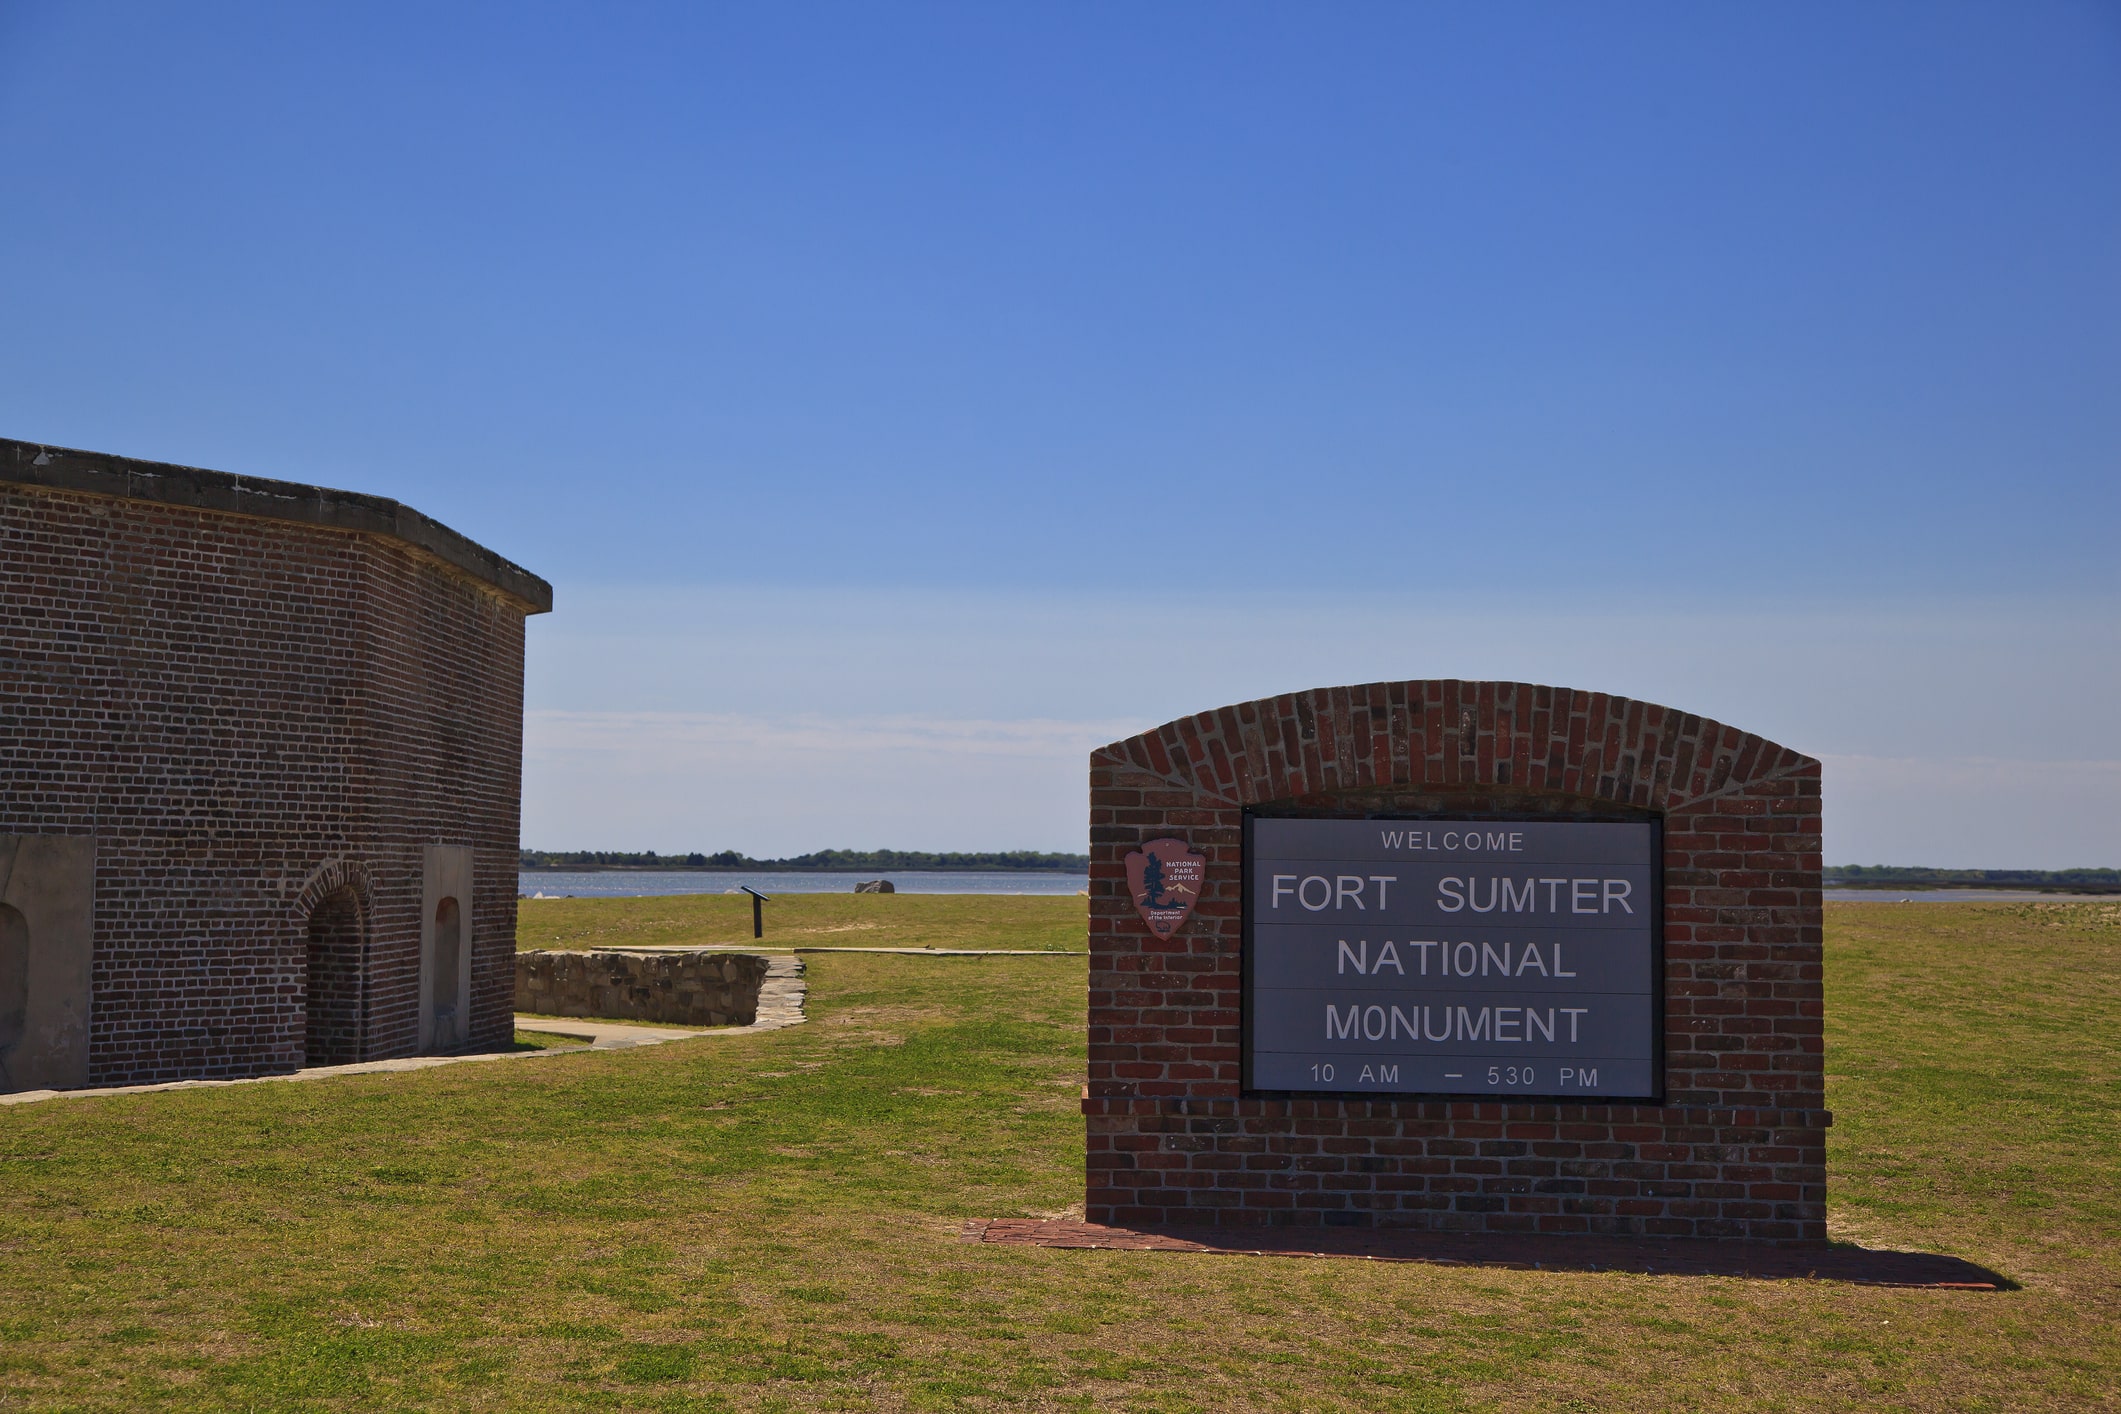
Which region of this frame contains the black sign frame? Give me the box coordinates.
[1239,809,1665,1104]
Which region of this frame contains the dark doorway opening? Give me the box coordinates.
[431,896,463,1051]
[0,903,28,1089]
[305,887,365,1066]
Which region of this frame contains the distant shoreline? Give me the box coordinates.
[1825,881,2120,895]
[517,864,1086,874]
[519,866,2115,888]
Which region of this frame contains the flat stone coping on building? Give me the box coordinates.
[962,1220,2011,1290]
[0,437,552,613]
[0,958,805,1108]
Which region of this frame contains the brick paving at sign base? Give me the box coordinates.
[964,1219,2009,1290]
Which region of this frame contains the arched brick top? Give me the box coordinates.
[1093,680,1816,814]
[290,858,375,929]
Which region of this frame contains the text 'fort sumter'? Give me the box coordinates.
[1244,817,1660,1101]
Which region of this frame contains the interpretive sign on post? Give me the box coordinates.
[1243,816,1661,1101]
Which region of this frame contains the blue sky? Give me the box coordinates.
[3,3,2116,864]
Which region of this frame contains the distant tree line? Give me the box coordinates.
[518,848,1089,872]
[1827,865,2121,892]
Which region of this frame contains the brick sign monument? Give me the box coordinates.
[1087,682,1826,1243]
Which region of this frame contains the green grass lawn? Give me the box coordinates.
[516,891,1086,953]
[0,900,2115,1411]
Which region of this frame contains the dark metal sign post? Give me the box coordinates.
[740,885,771,940]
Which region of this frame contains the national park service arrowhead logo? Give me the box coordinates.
[1125,838,1206,938]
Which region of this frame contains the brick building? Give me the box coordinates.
[0,438,550,1091]
[1086,682,1827,1243]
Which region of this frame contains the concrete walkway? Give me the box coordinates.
[792,947,1083,956]
[1,956,807,1108]
[600,944,1081,956]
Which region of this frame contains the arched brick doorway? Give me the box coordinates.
[304,887,366,1067]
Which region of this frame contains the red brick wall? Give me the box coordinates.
[1086,681,1827,1243]
[0,478,534,1084]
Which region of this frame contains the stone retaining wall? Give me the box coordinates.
[515,949,769,1026]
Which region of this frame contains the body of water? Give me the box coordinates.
[519,870,1088,898]
[520,877,2098,903]
[1824,889,2105,903]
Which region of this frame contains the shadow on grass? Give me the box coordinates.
[970,1220,2017,1290]
[509,1030,592,1053]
